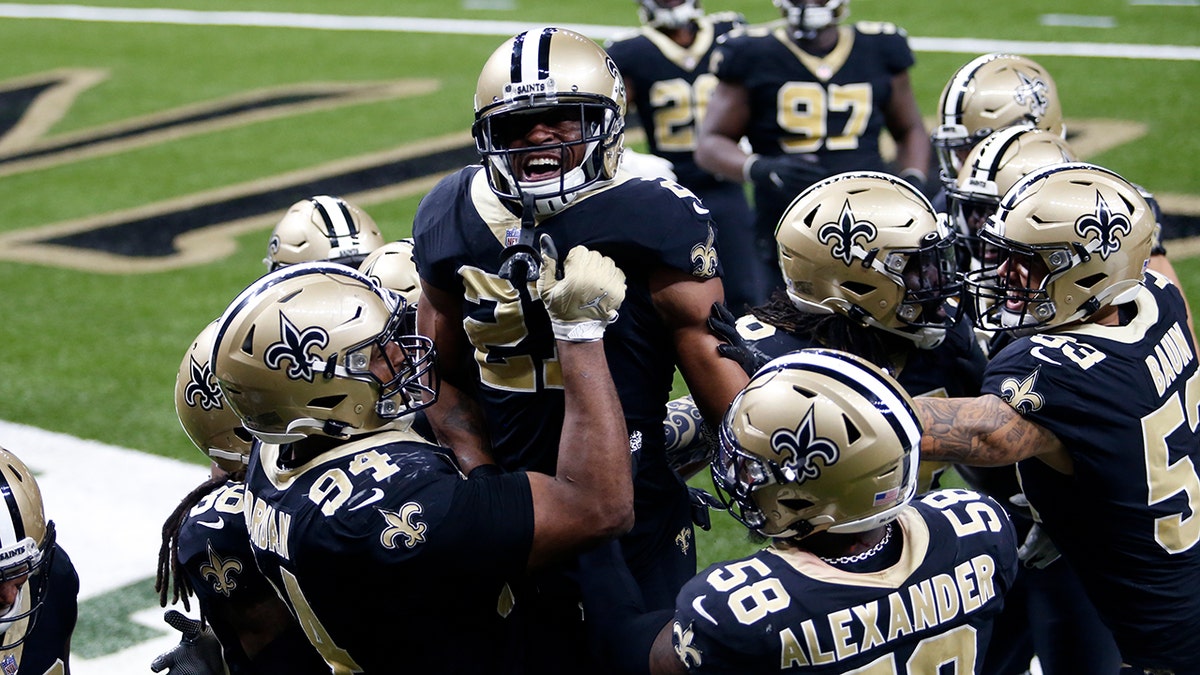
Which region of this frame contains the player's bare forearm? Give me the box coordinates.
[915,395,1064,467]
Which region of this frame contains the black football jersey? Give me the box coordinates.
[984,275,1200,671]
[730,309,985,491]
[414,166,720,474]
[672,490,1018,673]
[605,13,745,189]
[711,22,914,177]
[178,479,326,674]
[0,545,78,675]
[244,430,535,674]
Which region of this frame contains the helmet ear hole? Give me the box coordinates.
[308,395,347,410]
[1076,272,1107,290]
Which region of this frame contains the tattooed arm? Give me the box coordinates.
[914,395,1074,474]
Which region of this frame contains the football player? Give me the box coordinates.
[211,253,633,673]
[0,445,79,675]
[583,349,1018,673]
[695,0,932,302]
[916,163,1200,675]
[931,53,1064,186]
[263,194,384,272]
[698,172,980,492]
[154,320,327,675]
[413,26,748,669]
[605,1,764,311]
[931,54,1193,347]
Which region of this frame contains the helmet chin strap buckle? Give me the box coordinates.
[498,192,543,283]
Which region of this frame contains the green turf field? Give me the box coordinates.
[0,1,1196,647]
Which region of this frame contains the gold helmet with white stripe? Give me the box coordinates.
[712,349,921,540]
[0,446,55,649]
[473,27,626,217]
[264,195,385,272]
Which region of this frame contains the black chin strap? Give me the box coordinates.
[498,191,542,283]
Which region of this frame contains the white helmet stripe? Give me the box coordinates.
[309,196,359,245]
[944,53,1000,124]
[0,475,23,545]
[510,27,555,84]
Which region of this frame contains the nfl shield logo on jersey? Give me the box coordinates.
[1,654,16,675]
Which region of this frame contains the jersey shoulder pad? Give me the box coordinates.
[603,27,643,49]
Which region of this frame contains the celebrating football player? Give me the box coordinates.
[604,1,764,311]
[155,320,327,675]
[0,445,79,675]
[695,0,932,302]
[210,251,633,673]
[412,26,748,670]
[583,349,1018,673]
[262,194,384,272]
[916,163,1200,675]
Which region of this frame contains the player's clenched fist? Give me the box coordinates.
[537,234,626,342]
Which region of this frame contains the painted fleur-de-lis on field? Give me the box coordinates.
[818,200,877,265]
[771,406,841,483]
[1001,370,1044,413]
[263,312,329,382]
[199,541,243,598]
[184,356,223,411]
[1075,193,1132,260]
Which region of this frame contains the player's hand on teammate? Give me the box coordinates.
[708,302,772,376]
[537,234,626,342]
[744,153,826,194]
[150,610,225,675]
[1018,523,1061,569]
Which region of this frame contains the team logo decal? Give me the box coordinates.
[199,541,243,598]
[818,200,876,265]
[379,502,428,549]
[772,407,840,482]
[673,621,703,667]
[690,225,719,278]
[675,527,693,556]
[1075,193,1132,260]
[263,313,329,382]
[1000,369,1045,413]
[1014,71,1050,118]
[1,653,15,674]
[184,356,223,411]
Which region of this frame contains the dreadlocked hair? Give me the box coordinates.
[156,470,247,613]
[750,289,910,373]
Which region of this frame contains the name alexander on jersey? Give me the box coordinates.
[765,553,999,667]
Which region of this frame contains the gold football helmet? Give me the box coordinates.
[473,27,626,217]
[776,171,960,349]
[948,125,1078,264]
[933,54,1064,180]
[966,163,1154,332]
[0,446,56,649]
[713,349,921,540]
[636,0,704,29]
[212,262,437,444]
[264,195,385,272]
[175,320,255,473]
[775,0,849,40]
[359,239,420,308]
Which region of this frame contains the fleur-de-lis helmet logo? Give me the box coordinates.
[1014,70,1049,118]
[263,312,329,382]
[184,356,223,411]
[1075,193,1132,260]
[771,407,841,482]
[818,200,877,265]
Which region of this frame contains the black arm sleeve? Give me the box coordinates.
[577,540,674,675]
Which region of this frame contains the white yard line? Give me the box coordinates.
[0,4,1197,60]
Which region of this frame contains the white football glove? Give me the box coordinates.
[537,234,626,342]
[1017,523,1061,569]
[620,148,676,181]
